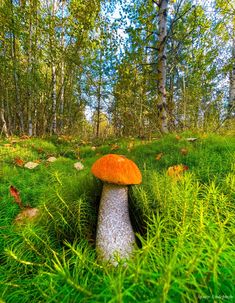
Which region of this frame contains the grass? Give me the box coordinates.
[0,133,234,302]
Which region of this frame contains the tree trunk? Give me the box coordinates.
[229,38,235,117]
[10,0,24,133]
[157,0,169,133]
[50,0,58,134]
[27,0,33,136]
[0,106,9,137]
[59,0,65,133]
[96,56,102,138]
[51,64,57,134]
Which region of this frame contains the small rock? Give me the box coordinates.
[74,162,84,171]
[24,162,39,169]
[47,157,57,162]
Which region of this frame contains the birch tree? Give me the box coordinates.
[156,0,169,133]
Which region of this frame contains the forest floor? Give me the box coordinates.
[0,132,234,302]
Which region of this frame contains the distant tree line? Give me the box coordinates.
[0,0,234,138]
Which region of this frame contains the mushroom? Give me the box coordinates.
[91,154,142,265]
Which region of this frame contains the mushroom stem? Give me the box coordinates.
[96,183,135,265]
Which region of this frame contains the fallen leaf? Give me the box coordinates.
[24,162,39,169]
[34,159,41,163]
[175,135,181,140]
[180,148,188,155]
[167,164,188,180]
[47,157,57,162]
[111,144,119,151]
[37,148,44,153]
[127,142,134,151]
[156,153,163,160]
[9,186,23,208]
[74,162,84,171]
[14,158,24,167]
[186,137,198,142]
[10,140,19,144]
[20,135,30,140]
[14,207,40,225]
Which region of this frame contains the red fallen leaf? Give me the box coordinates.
[14,158,24,167]
[156,153,163,160]
[9,186,23,209]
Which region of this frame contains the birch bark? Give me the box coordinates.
[157,0,169,133]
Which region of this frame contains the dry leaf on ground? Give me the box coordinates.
[167,164,189,180]
[156,153,163,160]
[47,157,57,162]
[14,158,24,167]
[15,207,40,225]
[24,162,39,169]
[74,162,84,171]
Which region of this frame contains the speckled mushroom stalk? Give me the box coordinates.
[96,183,135,265]
[91,154,142,265]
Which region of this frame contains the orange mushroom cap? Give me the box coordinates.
[91,154,142,185]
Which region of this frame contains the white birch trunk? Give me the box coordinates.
[0,106,9,137]
[229,38,235,117]
[51,0,58,134]
[10,0,24,133]
[27,1,33,136]
[59,0,65,133]
[157,0,169,133]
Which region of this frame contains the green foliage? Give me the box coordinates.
[0,134,234,302]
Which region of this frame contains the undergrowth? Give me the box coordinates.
[0,133,234,302]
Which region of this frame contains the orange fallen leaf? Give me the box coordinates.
[20,135,30,140]
[14,158,25,167]
[175,135,181,140]
[167,164,189,180]
[156,153,163,160]
[111,144,119,151]
[34,159,41,164]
